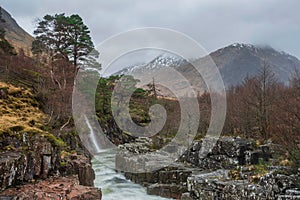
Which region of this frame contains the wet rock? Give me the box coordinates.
[0,135,63,191]
[180,142,201,166]
[0,176,101,200]
[117,136,300,199]
[181,192,193,200]
[259,173,300,194]
[245,145,272,165]
[118,137,154,154]
[186,170,300,200]
[60,154,95,187]
[245,150,260,165]
[120,149,193,198]
[0,135,95,192]
[78,164,95,187]
[0,152,27,190]
[147,183,187,199]
[179,137,255,169]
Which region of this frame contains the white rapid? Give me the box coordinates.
[92,149,171,200]
[84,116,171,199]
[84,115,101,153]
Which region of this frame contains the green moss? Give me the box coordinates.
[44,133,66,148]
[60,150,72,157]
[60,161,66,167]
[253,162,269,174]
[65,130,77,136]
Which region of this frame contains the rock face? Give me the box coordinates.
[180,137,255,169]
[0,137,60,190]
[0,82,99,198]
[116,137,300,199]
[187,171,300,199]
[0,176,101,200]
[180,137,273,169]
[59,154,96,187]
[0,138,97,191]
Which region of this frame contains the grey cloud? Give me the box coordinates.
[0,0,299,68]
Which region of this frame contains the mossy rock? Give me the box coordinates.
[43,133,66,148]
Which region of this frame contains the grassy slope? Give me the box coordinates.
[0,82,65,151]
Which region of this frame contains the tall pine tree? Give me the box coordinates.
[32,13,100,71]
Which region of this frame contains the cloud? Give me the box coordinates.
[0,0,299,68]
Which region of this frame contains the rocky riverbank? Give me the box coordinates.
[0,132,102,200]
[0,82,101,199]
[116,137,300,199]
[0,175,101,200]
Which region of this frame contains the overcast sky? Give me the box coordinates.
[1,0,300,73]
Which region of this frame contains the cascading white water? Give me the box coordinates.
[92,150,171,200]
[84,115,101,153]
[84,117,171,199]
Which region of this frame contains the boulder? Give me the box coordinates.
[147,183,187,199]
[60,154,95,187]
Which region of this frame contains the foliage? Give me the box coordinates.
[32,13,100,69]
[95,75,181,146]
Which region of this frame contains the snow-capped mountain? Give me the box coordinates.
[114,43,300,96]
[210,43,300,86]
[115,54,188,75]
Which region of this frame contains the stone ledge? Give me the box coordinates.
[0,175,101,200]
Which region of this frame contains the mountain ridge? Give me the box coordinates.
[210,43,300,86]
[115,43,300,94]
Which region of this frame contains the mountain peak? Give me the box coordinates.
[230,43,255,49]
[116,42,300,91]
[149,54,187,68]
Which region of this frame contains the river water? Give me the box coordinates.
[92,149,171,200]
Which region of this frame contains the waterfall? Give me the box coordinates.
[82,117,170,199]
[92,150,170,200]
[84,115,101,153]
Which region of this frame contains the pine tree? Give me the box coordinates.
[32,13,100,71]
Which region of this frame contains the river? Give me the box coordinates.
[92,149,171,200]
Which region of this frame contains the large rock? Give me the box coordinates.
[147,183,187,199]
[0,134,64,191]
[0,176,101,200]
[186,170,300,199]
[116,137,300,199]
[0,134,96,191]
[180,137,273,169]
[59,154,95,187]
[0,152,27,190]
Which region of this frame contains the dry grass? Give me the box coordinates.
[0,82,47,135]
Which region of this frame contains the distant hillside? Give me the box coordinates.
[210,43,300,86]
[115,43,300,96]
[0,7,33,56]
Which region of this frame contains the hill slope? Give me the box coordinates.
[116,43,300,95]
[0,7,33,56]
[210,43,300,86]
